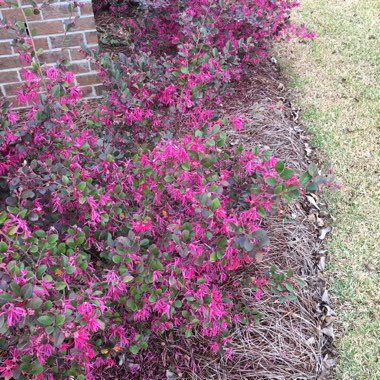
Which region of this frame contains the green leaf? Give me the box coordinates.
[55,314,65,326]
[66,266,76,274]
[306,182,318,192]
[126,299,137,311]
[280,169,294,180]
[77,182,87,191]
[21,283,33,299]
[150,259,163,270]
[57,243,66,254]
[288,189,300,199]
[211,198,220,209]
[181,162,190,171]
[55,282,66,290]
[274,184,283,194]
[182,230,190,242]
[180,66,189,74]
[0,211,7,224]
[23,7,32,16]
[139,238,149,247]
[286,294,297,301]
[112,255,121,264]
[210,252,217,262]
[31,362,44,375]
[274,161,284,173]
[34,229,45,238]
[212,124,220,133]
[129,345,140,354]
[0,241,8,253]
[10,282,21,296]
[285,282,294,292]
[51,84,60,96]
[299,171,312,185]
[53,328,65,347]
[37,315,54,326]
[308,163,318,176]
[265,176,276,186]
[47,234,59,245]
[257,207,266,218]
[27,297,43,310]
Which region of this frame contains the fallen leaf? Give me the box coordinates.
[321,290,330,303]
[318,256,326,271]
[321,325,334,338]
[319,226,332,240]
[306,195,320,210]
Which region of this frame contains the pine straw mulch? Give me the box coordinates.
[83,12,337,380]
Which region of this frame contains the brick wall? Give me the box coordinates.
[0,0,101,106]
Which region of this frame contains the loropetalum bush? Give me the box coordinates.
[0,0,321,378]
[95,0,315,140]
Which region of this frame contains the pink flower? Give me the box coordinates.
[131,219,152,233]
[0,359,16,378]
[7,111,17,124]
[73,327,90,349]
[254,289,263,300]
[45,67,58,80]
[231,116,244,131]
[64,71,75,83]
[1,303,26,327]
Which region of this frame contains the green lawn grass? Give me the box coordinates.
[276,0,380,379]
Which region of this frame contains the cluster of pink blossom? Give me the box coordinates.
[0,0,317,378]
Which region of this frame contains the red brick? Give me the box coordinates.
[0,42,12,55]
[94,84,104,96]
[85,31,98,45]
[1,7,41,22]
[80,3,95,15]
[68,17,96,32]
[76,73,99,86]
[0,55,24,70]
[49,33,84,48]
[0,28,16,39]
[0,70,20,83]
[0,92,19,107]
[68,61,90,74]
[33,37,49,50]
[41,4,79,19]
[9,96,18,105]
[79,85,94,97]
[38,50,70,64]
[3,82,23,96]
[70,47,87,60]
[29,20,64,35]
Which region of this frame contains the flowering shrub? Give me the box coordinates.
[0,0,321,378]
[94,0,315,140]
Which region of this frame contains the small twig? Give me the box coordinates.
[16,0,47,91]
